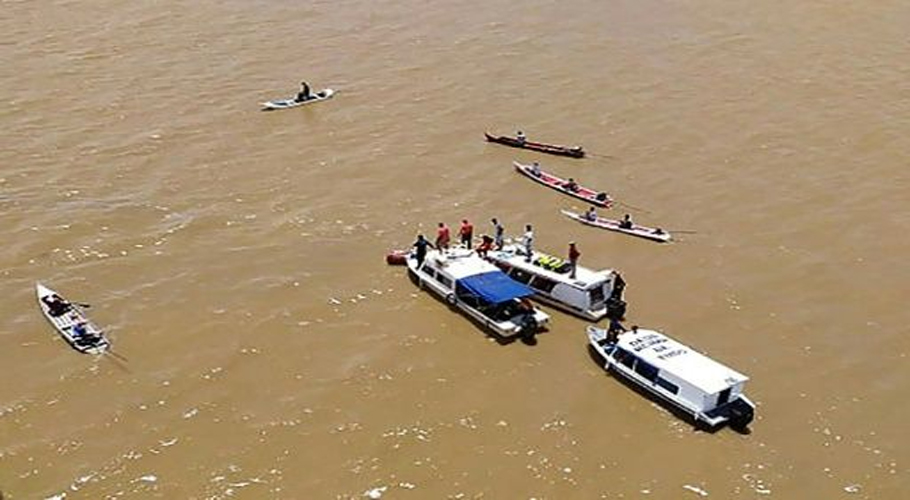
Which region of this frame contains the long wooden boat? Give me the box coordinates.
[513,161,612,208]
[485,132,585,158]
[561,210,672,243]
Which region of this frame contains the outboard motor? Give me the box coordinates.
[519,314,538,340]
[727,398,755,431]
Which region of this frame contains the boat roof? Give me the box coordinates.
[489,245,615,289]
[425,248,503,280]
[458,271,534,304]
[616,328,748,394]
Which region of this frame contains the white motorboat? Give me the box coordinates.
[406,248,550,341]
[587,325,755,431]
[486,243,626,321]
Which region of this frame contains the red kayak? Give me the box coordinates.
[513,162,612,208]
[485,132,585,158]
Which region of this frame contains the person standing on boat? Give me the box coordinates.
[619,213,633,229]
[435,222,451,252]
[476,235,494,258]
[607,316,626,343]
[516,130,526,145]
[522,224,534,262]
[491,218,505,250]
[584,206,597,222]
[568,241,581,279]
[459,219,474,249]
[296,81,313,102]
[412,234,434,269]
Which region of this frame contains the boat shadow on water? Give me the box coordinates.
[586,344,752,435]
[408,271,545,346]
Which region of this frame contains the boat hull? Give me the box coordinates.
[485,132,585,158]
[562,210,671,242]
[514,162,611,208]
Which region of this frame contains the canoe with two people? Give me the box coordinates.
[36,282,110,354]
[513,161,612,208]
[560,209,672,243]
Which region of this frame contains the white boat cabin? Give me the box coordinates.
[587,326,755,431]
[486,244,626,321]
[407,248,550,341]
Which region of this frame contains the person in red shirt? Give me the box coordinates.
[459,219,474,249]
[435,222,451,252]
[568,241,581,279]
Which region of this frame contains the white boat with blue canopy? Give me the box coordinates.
[407,248,550,341]
[587,325,755,431]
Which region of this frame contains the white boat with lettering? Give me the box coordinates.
[587,325,755,431]
[486,243,627,321]
[406,247,550,342]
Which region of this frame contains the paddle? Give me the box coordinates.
[616,201,652,214]
[104,349,128,362]
[588,151,616,160]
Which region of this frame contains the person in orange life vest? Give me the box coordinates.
[459,219,474,249]
[435,222,451,251]
[568,241,581,279]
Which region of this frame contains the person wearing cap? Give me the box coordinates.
[568,241,581,279]
[296,81,313,102]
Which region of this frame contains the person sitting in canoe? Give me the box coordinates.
[530,161,541,177]
[619,213,634,229]
[563,178,579,192]
[516,130,526,145]
[295,81,313,102]
[584,206,597,221]
[42,294,72,317]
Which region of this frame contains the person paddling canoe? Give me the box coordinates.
[42,294,72,317]
[296,81,313,102]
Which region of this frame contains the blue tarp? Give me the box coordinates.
[457,271,534,305]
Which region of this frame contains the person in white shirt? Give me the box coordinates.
[522,224,534,262]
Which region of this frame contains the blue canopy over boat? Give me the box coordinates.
[456,271,534,304]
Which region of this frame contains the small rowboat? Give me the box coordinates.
[514,161,612,208]
[261,88,335,110]
[561,209,672,243]
[36,282,110,354]
[485,132,585,158]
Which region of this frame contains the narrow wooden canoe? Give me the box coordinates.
[36,282,110,354]
[561,209,672,243]
[514,162,612,208]
[485,132,585,158]
[261,88,335,110]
